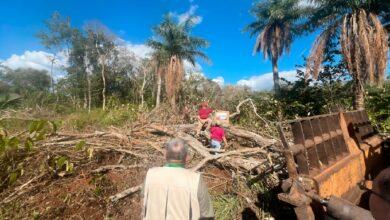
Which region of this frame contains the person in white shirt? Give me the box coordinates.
[142,138,214,220]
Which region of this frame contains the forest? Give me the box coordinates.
[0,0,389,219]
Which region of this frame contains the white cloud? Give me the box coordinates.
[237,70,299,91]
[125,42,153,59]
[176,5,203,25]
[212,76,224,87]
[298,0,318,8]
[1,50,68,78]
[183,59,202,73]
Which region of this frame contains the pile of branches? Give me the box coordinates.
[0,100,287,218]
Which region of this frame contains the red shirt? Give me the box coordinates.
[198,107,213,119]
[210,126,225,142]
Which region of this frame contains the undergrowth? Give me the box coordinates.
[213,194,242,220]
[61,105,139,130]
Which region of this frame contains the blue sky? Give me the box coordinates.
[0,0,318,90]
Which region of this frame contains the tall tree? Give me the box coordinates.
[305,0,388,110]
[246,0,304,96]
[85,24,117,111]
[37,12,75,92]
[151,50,168,108]
[148,14,209,107]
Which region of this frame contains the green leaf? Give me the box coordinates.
[0,136,5,152]
[35,120,47,132]
[75,140,86,151]
[29,121,39,133]
[86,147,94,160]
[25,137,34,151]
[56,156,67,170]
[9,172,18,185]
[8,137,20,149]
[66,162,74,173]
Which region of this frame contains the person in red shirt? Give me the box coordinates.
[209,122,228,153]
[196,101,213,135]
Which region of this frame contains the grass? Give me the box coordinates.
[62,105,139,130]
[212,194,241,220]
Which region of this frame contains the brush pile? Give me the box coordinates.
[0,107,290,219]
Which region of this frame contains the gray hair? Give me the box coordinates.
[165,138,188,163]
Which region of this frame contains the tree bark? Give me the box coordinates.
[140,68,147,109]
[83,90,87,109]
[156,67,162,108]
[272,57,280,96]
[101,55,106,111]
[87,73,91,113]
[353,78,365,110]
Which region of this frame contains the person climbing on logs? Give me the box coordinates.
[209,121,228,154]
[196,101,213,136]
[142,138,214,220]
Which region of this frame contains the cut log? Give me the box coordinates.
[227,126,276,146]
[191,147,267,171]
[94,147,147,158]
[91,164,143,174]
[176,131,211,158]
[173,123,276,147]
[109,184,142,202]
[219,157,267,171]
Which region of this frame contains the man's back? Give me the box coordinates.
[143,167,213,220]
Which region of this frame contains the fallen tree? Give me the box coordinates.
[108,122,279,203]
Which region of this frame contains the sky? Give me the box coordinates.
[0,0,319,90]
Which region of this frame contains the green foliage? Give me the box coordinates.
[47,155,74,177]
[0,93,22,109]
[0,68,51,95]
[63,105,138,130]
[365,82,390,133]
[278,69,352,118]
[148,14,210,65]
[212,194,241,220]
[75,140,86,151]
[89,174,113,197]
[0,120,56,190]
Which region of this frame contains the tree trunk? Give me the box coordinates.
[156,67,162,108]
[170,94,176,108]
[83,90,87,109]
[101,56,106,111]
[140,68,147,109]
[353,78,365,110]
[272,57,280,96]
[87,73,91,113]
[50,60,54,93]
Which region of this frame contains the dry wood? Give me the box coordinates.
[1,172,46,204]
[91,164,143,174]
[227,126,276,146]
[109,184,142,202]
[191,147,267,171]
[229,98,269,125]
[219,157,267,171]
[146,141,165,154]
[173,123,277,147]
[94,147,147,158]
[55,131,129,142]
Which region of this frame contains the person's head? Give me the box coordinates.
[164,138,189,164]
[201,101,208,108]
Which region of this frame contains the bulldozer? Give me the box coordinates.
[277,110,389,220]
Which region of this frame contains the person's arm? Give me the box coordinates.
[223,136,228,147]
[197,175,214,219]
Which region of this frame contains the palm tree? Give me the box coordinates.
[305,0,388,110]
[148,14,209,107]
[246,0,304,96]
